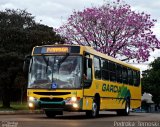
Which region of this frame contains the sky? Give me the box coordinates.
[0,0,160,71]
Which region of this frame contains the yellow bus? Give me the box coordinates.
[25,44,141,118]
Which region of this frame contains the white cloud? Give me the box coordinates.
[0,2,16,9]
[152,22,160,39]
[0,0,159,29]
[0,0,104,28]
[132,64,149,72]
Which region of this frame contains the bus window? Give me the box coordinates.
[93,56,101,79]
[128,69,133,85]
[101,59,109,80]
[122,67,128,84]
[84,57,92,81]
[87,67,92,80]
[136,71,140,86]
[133,71,140,86]
[117,64,122,83]
[109,61,116,82]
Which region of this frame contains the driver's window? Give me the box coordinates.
[84,53,92,81]
[86,59,92,80]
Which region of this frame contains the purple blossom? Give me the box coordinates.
[55,0,160,63]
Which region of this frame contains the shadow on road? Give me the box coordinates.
[54,114,116,120]
[38,112,139,120]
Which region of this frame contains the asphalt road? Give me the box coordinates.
[0,112,160,127]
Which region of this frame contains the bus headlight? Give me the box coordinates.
[71,97,77,102]
[65,97,80,105]
[28,96,35,101]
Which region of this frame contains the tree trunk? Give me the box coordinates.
[2,87,10,108]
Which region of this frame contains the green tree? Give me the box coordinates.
[141,57,160,110]
[0,9,64,108]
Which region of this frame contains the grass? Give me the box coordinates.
[0,102,28,110]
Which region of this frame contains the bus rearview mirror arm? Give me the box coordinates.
[23,55,32,75]
[88,58,92,68]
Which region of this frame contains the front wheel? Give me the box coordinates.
[117,100,130,116]
[86,100,99,118]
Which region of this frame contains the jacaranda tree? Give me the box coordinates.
[55,0,160,62]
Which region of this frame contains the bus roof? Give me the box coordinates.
[82,46,140,71]
[33,44,140,71]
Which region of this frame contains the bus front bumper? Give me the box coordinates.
[28,98,82,111]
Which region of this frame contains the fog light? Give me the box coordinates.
[29,96,35,101]
[73,103,78,108]
[28,102,34,108]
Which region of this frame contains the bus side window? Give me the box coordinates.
[101,59,109,80]
[122,67,128,84]
[136,71,140,86]
[84,57,92,81]
[117,64,122,83]
[93,56,101,79]
[87,64,92,80]
[128,69,133,85]
[133,71,140,86]
[109,61,116,82]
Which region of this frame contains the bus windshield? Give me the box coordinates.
[28,55,82,89]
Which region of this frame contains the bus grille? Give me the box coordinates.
[40,97,63,102]
[40,104,64,109]
[34,92,71,96]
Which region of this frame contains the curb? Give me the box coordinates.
[0,110,43,115]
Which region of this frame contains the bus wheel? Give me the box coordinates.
[86,99,99,118]
[45,111,56,118]
[125,101,130,115]
[117,100,130,116]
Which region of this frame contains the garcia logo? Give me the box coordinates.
[102,84,121,93]
[102,84,131,104]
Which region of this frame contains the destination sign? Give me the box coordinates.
[33,46,80,54]
[46,47,69,53]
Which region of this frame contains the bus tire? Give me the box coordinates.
[45,111,56,118]
[86,97,100,118]
[117,99,130,116]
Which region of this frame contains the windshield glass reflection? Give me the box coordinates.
[28,55,82,89]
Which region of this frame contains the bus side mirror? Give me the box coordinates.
[23,55,32,75]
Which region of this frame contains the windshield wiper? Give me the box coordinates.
[58,53,69,65]
[57,53,69,72]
